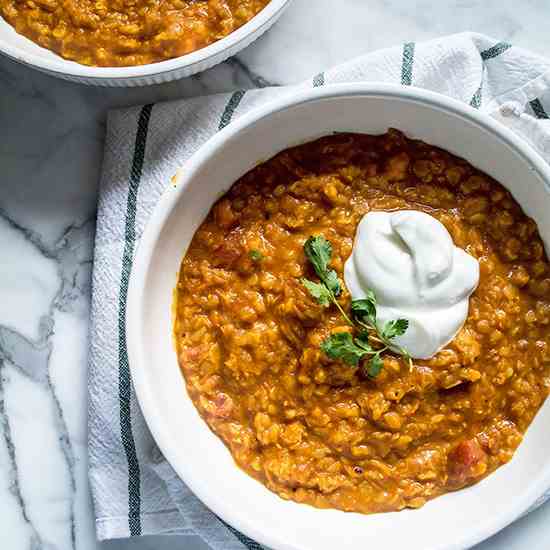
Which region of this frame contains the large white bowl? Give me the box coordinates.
[127,84,550,550]
[0,0,291,86]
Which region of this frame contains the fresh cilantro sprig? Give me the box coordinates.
[300,235,412,377]
[300,236,353,325]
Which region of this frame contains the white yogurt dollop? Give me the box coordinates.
[344,211,480,360]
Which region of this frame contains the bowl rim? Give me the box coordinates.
[127,82,550,550]
[0,0,290,80]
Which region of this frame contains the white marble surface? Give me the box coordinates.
[1,1,550,549]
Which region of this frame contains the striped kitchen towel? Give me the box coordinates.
[88,32,550,547]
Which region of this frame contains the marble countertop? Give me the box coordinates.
[2,1,550,549]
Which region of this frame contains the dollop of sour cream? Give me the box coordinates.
[344,211,480,360]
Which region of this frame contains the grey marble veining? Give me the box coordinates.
[2,1,550,549]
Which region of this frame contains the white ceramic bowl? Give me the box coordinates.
[0,0,291,86]
[127,84,550,550]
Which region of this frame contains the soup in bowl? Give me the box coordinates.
[127,84,550,550]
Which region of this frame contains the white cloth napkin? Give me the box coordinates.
[89,32,550,548]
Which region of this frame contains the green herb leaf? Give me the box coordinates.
[301,278,332,307]
[324,269,342,297]
[249,249,264,262]
[303,236,343,296]
[321,332,368,367]
[304,235,332,278]
[355,331,374,353]
[381,319,409,340]
[351,296,377,325]
[366,353,384,378]
[365,289,377,305]
[301,235,342,303]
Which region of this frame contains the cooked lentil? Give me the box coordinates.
[174,130,550,514]
[0,0,269,66]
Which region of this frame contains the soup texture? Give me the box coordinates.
[174,130,550,514]
[0,0,270,66]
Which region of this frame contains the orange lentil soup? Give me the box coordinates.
[0,0,270,66]
[174,130,550,514]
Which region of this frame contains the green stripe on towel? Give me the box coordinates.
[118,103,153,536]
[530,98,549,119]
[480,41,511,60]
[219,91,247,130]
[470,86,482,109]
[401,42,415,86]
[313,72,325,87]
[471,40,512,110]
